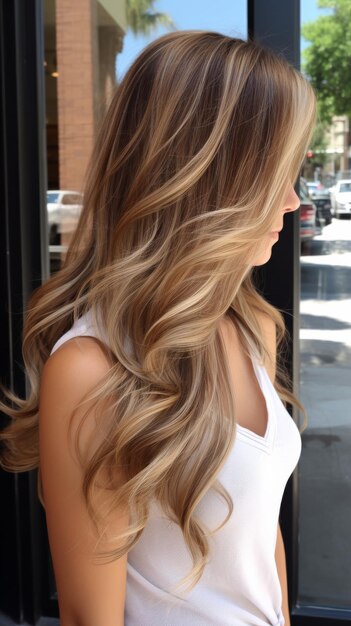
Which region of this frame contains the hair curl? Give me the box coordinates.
[0,31,316,588]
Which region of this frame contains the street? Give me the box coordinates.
[298,218,351,607]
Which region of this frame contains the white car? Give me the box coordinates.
[47,190,83,244]
[330,180,351,218]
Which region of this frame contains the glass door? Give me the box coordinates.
[296,0,351,622]
[41,0,248,621]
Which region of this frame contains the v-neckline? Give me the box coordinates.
[235,357,276,453]
[222,310,277,453]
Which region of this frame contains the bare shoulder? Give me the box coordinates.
[40,335,115,474]
[39,337,128,625]
[42,336,113,397]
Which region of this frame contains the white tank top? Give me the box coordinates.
[51,311,301,626]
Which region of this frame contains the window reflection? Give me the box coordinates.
[44,0,247,274]
[42,0,351,612]
[299,0,351,608]
[299,177,351,608]
[45,0,127,271]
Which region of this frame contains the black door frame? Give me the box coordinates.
[0,1,52,624]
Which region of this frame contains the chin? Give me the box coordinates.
[252,247,273,266]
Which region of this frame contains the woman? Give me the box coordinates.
[1,31,315,626]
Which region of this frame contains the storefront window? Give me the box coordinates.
[298,0,351,609]
[44,0,247,273]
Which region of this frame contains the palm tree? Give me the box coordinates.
[126,0,177,36]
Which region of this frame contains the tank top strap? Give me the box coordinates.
[50,310,101,355]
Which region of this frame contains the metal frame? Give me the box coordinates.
[0,0,50,623]
[247,1,302,618]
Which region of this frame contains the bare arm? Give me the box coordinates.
[257,311,291,626]
[39,338,128,626]
[275,523,291,626]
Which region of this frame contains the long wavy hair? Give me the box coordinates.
[0,31,316,588]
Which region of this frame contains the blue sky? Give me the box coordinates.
[116,0,333,81]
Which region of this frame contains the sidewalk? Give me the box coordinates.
[298,218,351,607]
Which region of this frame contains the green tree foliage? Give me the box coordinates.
[302,0,351,123]
[308,104,329,166]
[126,0,177,36]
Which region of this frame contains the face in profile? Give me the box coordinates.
[252,184,300,266]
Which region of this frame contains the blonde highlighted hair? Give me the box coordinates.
[0,31,316,587]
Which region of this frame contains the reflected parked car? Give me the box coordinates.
[330,180,351,218]
[306,181,332,225]
[47,190,83,245]
[299,179,318,241]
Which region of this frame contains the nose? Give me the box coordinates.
[283,185,300,213]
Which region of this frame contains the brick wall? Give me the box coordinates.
[55,0,99,193]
